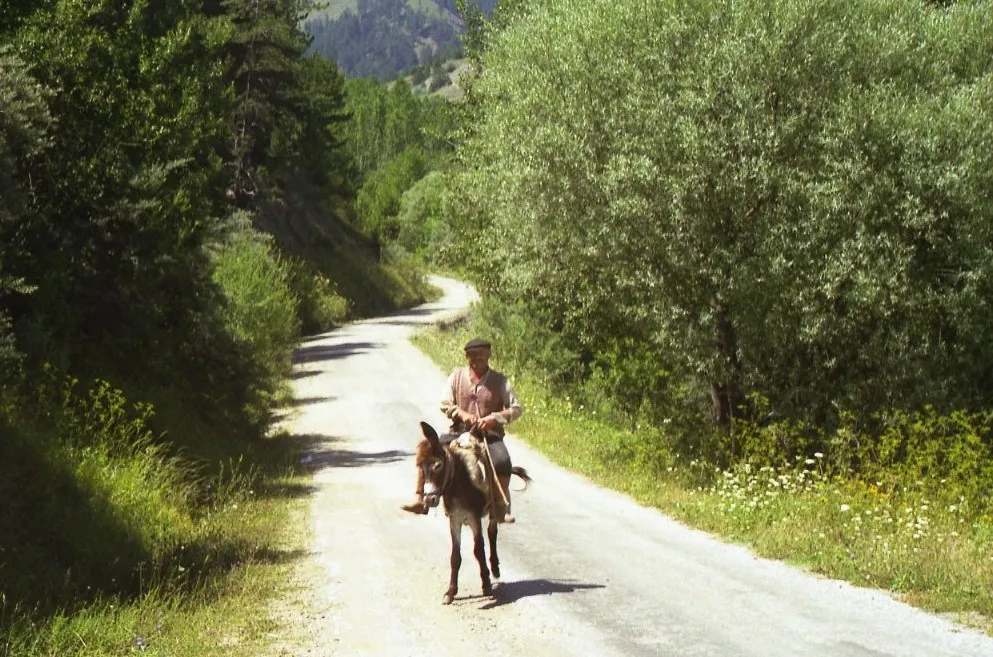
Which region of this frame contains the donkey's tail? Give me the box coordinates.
[511,466,532,490]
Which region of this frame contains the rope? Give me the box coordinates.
[481,434,510,509]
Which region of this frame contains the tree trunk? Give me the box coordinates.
[710,300,747,433]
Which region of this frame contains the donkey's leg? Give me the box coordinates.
[487,514,500,580]
[443,519,461,605]
[470,515,493,597]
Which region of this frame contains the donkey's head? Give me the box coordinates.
[417,421,450,508]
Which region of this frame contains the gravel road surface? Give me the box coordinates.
[266,276,993,657]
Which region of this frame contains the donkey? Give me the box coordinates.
[415,421,532,604]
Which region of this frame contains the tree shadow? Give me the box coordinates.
[364,307,442,327]
[291,395,335,407]
[289,369,323,380]
[298,333,332,344]
[266,396,335,424]
[478,578,606,609]
[292,433,409,469]
[292,341,378,365]
[303,448,409,469]
[258,480,320,499]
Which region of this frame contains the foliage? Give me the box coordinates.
[1,388,311,657]
[0,45,49,387]
[342,77,455,181]
[286,257,351,334]
[341,77,457,258]
[850,407,993,504]
[283,53,353,196]
[0,377,196,613]
[218,0,319,209]
[355,146,429,240]
[211,223,300,424]
[451,0,993,444]
[416,294,579,387]
[7,0,232,384]
[394,170,452,258]
[0,0,426,637]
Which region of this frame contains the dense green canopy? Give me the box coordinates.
[452,0,993,431]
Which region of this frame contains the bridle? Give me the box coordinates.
[426,445,456,499]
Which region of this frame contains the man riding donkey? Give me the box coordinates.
[401,337,523,523]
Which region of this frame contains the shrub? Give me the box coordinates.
[857,407,993,506]
[428,69,449,92]
[355,146,428,241]
[394,170,452,259]
[286,257,350,334]
[211,228,299,422]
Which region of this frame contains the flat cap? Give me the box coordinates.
[463,337,492,351]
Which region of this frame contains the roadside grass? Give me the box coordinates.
[2,444,311,657]
[412,325,993,635]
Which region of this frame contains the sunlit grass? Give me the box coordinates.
[2,466,311,657]
[1,374,313,657]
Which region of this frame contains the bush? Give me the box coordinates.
[394,170,452,259]
[286,257,350,335]
[856,407,993,506]
[211,228,299,422]
[428,69,449,92]
[355,146,428,241]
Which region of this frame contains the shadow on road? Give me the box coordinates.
[307,448,409,468]
[291,395,336,407]
[268,395,336,424]
[478,578,606,609]
[364,306,448,328]
[292,434,410,470]
[298,332,332,344]
[289,369,323,380]
[292,341,378,365]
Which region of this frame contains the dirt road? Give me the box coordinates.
[268,276,993,657]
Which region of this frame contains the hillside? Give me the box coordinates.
[305,0,495,79]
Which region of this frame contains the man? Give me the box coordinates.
[401,337,524,521]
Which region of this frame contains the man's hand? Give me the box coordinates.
[458,409,478,426]
[478,416,498,432]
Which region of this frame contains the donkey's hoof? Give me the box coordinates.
[442,591,456,605]
[491,564,501,579]
[482,582,493,597]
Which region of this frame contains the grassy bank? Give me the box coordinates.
[1,426,312,657]
[412,323,993,635]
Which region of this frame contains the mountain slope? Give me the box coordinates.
[305,0,495,79]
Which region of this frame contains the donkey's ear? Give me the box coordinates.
[419,421,440,449]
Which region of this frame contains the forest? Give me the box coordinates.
[0,0,448,647]
[3,0,993,651]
